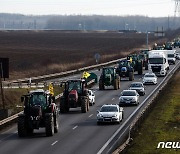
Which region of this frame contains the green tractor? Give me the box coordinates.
[60,79,89,113]
[140,49,150,70]
[18,89,59,137]
[127,54,143,75]
[99,67,120,90]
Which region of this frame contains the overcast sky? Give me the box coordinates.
[0,0,176,17]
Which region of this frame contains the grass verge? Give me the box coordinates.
[125,70,180,154]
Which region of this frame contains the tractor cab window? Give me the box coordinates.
[68,81,81,93]
[103,68,113,75]
[30,93,46,106]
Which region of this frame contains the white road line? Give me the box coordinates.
[89,114,93,118]
[112,98,115,100]
[51,140,58,146]
[72,126,78,130]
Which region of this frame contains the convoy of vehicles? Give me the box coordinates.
[16,39,180,135]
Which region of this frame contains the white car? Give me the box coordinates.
[97,104,124,124]
[119,90,140,106]
[88,90,95,105]
[143,72,157,85]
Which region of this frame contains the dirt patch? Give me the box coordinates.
[0,30,167,80]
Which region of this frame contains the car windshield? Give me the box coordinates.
[130,83,142,87]
[144,74,155,78]
[100,106,118,112]
[149,58,163,64]
[122,91,136,96]
[30,93,46,106]
[168,54,174,58]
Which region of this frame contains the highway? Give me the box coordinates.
[0,49,179,154]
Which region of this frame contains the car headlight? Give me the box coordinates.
[120,97,124,101]
[113,114,118,117]
[97,114,103,117]
[132,98,136,101]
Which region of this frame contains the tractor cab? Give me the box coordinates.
[60,79,89,113]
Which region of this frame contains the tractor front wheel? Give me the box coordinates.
[45,113,54,137]
[81,98,88,113]
[129,72,134,81]
[18,115,27,137]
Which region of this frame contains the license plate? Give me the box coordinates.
[126,101,130,103]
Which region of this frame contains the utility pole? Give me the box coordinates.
[0,63,5,110]
[146,31,149,49]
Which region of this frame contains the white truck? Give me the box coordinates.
[148,50,169,76]
[167,50,176,64]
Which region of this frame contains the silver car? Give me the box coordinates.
[143,72,157,85]
[129,82,145,96]
[97,104,124,124]
[119,90,140,106]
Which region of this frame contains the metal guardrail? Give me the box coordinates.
[98,61,180,154]
[3,57,126,85]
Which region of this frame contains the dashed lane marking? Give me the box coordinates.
[72,126,78,130]
[89,114,93,118]
[51,140,58,146]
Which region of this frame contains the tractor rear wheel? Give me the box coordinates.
[54,115,59,133]
[60,98,69,113]
[145,62,148,70]
[81,98,88,113]
[99,80,104,90]
[45,113,54,137]
[129,72,134,81]
[18,116,27,137]
[114,79,118,90]
[137,61,143,75]
[118,80,120,89]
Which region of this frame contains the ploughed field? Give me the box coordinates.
[0,30,158,80]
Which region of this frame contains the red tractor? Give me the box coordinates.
[60,79,89,113]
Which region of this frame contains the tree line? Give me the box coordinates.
[0,13,180,32]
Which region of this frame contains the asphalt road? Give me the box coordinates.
[0,49,179,154]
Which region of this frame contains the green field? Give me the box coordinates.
[125,71,180,154]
